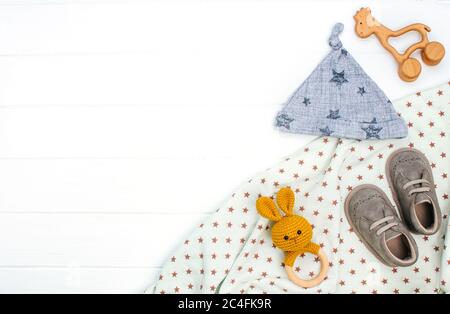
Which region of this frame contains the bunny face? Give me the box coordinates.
[256,187,314,252]
[272,215,313,251]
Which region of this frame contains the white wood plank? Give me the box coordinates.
[0,0,444,57]
[0,0,369,55]
[1,53,448,108]
[0,53,318,108]
[0,158,275,213]
[0,213,206,267]
[0,1,448,108]
[0,267,158,294]
[0,105,304,159]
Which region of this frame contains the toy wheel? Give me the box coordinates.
[421,41,445,66]
[399,58,421,82]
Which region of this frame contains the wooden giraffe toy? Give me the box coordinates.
[354,7,445,82]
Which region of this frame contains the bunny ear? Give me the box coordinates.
[276,187,295,216]
[256,197,282,222]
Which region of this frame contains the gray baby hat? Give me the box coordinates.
[275,23,408,140]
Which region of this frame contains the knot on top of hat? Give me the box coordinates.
[328,23,344,50]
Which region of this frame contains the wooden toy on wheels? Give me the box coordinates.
[354,7,445,82]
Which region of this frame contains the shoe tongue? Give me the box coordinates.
[414,193,431,205]
[381,232,403,261]
[384,229,402,242]
[409,193,432,218]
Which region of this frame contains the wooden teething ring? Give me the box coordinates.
[285,249,329,288]
[354,7,445,82]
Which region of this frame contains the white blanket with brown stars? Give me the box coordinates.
[148,82,450,294]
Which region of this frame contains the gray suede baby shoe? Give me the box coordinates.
[345,184,418,267]
[386,148,442,235]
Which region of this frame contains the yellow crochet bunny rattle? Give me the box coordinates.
[256,187,329,288]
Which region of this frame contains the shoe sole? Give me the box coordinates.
[385,147,436,234]
[344,184,397,267]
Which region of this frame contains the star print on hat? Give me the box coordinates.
[275,23,408,140]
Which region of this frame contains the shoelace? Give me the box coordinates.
[369,216,399,236]
[403,179,431,196]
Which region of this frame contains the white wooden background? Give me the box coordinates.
[0,0,449,294]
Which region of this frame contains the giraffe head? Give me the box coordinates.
[354,7,381,38]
